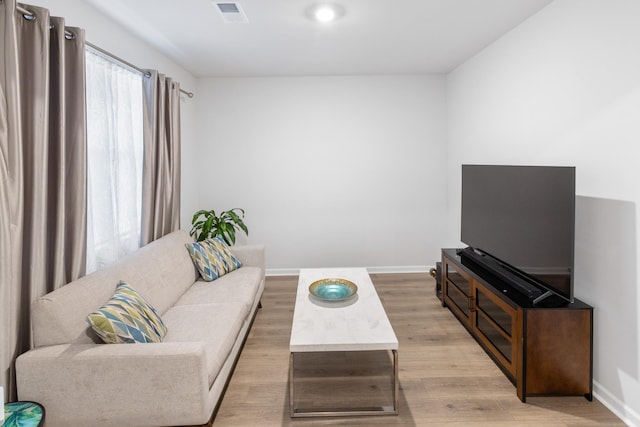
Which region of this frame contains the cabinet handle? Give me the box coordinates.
[468,295,474,312]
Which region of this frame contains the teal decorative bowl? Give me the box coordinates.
[3,401,45,427]
[309,278,358,302]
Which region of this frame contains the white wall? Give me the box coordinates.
[447,0,640,425]
[191,75,447,273]
[30,0,199,227]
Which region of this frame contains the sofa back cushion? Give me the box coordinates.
[32,230,198,347]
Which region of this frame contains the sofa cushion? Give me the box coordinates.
[161,303,246,386]
[185,237,242,281]
[31,230,198,348]
[175,267,263,316]
[87,281,168,344]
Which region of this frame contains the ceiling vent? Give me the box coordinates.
[215,2,248,23]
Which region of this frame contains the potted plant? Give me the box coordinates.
[189,208,248,246]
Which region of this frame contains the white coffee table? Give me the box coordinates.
[289,268,399,417]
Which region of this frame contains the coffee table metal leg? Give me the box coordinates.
[289,350,398,417]
[393,349,399,413]
[289,352,295,417]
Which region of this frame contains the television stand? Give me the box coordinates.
[441,248,593,402]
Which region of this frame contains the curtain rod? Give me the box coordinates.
[15,3,194,99]
[86,42,194,98]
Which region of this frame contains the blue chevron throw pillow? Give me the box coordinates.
[185,237,242,281]
[87,281,168,344]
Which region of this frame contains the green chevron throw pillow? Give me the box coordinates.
[87,281,167,344]
[185,237,243,281]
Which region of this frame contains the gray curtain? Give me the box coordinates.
[141,70,181,245]
[0,0,87,400]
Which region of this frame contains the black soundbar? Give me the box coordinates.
[460,247,543,299]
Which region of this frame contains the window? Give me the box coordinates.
[85,48,144,273]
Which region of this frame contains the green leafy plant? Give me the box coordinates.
[190,208,248,246]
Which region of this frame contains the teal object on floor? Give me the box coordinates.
[3,401,45,427]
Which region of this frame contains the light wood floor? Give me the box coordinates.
[213,273,624,426]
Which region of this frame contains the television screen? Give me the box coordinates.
[461,165,575,303]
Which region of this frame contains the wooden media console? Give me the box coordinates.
[441,248,593,402]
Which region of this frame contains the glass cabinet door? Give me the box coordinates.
[474,282,518,377]
[444,262,472,322]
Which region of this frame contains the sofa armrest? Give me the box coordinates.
[232,244,265,272]
[16,343,211,426]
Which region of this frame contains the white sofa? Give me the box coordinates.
[16,230,265,426]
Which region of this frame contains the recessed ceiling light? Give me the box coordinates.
[315,6,336,22]
[307,3,344,23]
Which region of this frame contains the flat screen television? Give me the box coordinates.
[460,165,575,305]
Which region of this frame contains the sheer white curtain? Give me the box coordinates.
[85,49,144,273]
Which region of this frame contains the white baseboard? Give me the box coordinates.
[366,265,432,274]
[265,268,299,276]
[266,265,434,277]
[593,381,640,427]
